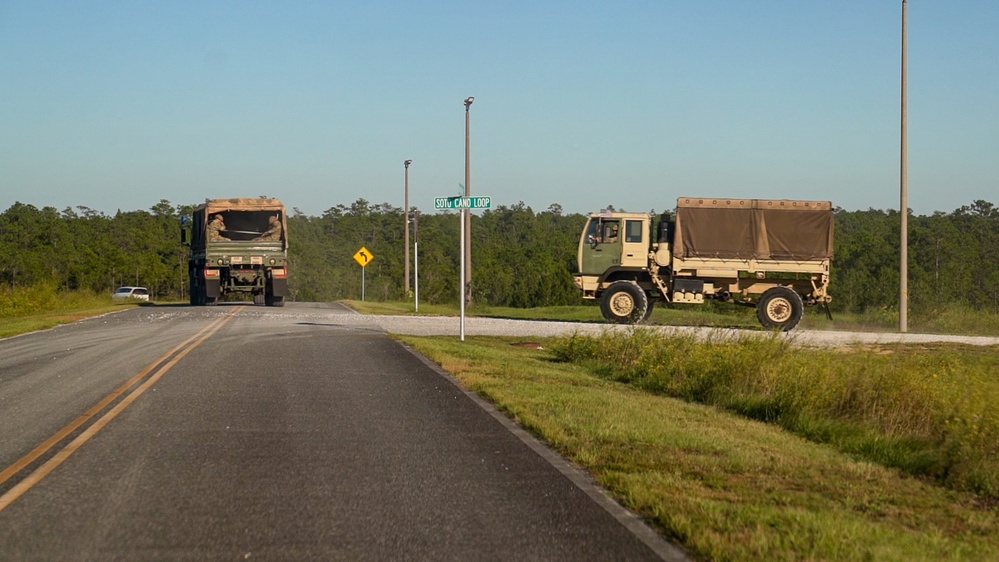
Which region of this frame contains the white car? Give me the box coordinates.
[112,286,150,301]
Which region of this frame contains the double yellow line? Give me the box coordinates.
[0,308,239,512]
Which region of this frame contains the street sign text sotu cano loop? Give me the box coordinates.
[434,196,491,210]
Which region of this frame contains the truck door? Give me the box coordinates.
[620,219,648,268]
[579,218,622,275]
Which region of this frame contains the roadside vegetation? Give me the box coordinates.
[551,330,999,500]
[4,198,999,331]
[399,333,999,561]
[0,284,138,338]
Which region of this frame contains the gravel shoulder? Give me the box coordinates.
[275,303,999,347]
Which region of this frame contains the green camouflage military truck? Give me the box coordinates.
[183,197,289,306]
[574,197,834,331]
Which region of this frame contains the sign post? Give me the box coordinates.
[353,247,374,301]
[434,196,491,341]
[459,208,465,340]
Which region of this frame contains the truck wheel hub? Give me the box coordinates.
[610,293,635,316]
[766,298,792,322]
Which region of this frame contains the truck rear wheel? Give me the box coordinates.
[265,294,285,307]
[600,281,648,324]
[756,287,803,331]
[642,296,656,322]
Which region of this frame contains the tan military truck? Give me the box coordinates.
[574,197,833,331]
[183,197,289,306]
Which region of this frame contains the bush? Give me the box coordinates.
[0,284,60,317]
[0,285,107,318]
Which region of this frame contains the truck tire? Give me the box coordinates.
[265,294,285,307]
[642,296,656,322]
[600,281,648,324]
[756,287,804,331]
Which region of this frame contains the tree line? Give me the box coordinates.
[2,198,998,316]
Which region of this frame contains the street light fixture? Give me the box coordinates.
[404,159,412,297]
[463,97,474,301]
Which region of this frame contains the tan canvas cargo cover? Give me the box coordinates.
[674,197,833,260]
[196,198,286,213]
[192,198,288,249]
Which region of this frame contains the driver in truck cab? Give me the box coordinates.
[604,223,619,243]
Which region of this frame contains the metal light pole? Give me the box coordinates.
[900,0,908,333]
[463,96,474,303]
[404,159,412,297]
[413,210,420,313]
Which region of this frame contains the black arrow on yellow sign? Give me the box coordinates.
[353,247,374,267]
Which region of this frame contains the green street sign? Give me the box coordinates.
[434,196,491,210]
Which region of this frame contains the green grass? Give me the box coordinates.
[0,285,142,338]
[399,334,999,561]
[550,330,999,500]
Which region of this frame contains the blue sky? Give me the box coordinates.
[1,1,996,217]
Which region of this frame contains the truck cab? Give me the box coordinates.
[575,211,662,323]
[577,212,654,288]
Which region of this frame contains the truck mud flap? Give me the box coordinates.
[205,278,221,298]
[268,277,289,297]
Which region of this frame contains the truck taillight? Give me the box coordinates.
[204,269,220,278]
[272,267,287,278]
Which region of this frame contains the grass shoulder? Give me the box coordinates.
[396,334,999,561]
[0,286,156,338]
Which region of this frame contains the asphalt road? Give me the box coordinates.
[0,303,685,561]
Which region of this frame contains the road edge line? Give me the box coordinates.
[398,342,690,562]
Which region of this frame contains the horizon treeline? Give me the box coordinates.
[1,198,998,316]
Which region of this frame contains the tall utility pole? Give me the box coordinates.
[900,0,908,333]
[404,159,412,296]
[463,96,474,300]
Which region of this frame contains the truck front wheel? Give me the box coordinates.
[600,281,648,324]
[756,287,804,331]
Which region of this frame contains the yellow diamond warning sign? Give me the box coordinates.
[353,247,374,267]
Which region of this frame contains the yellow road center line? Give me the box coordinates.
[0,312,233,486]
[0,309,239,512]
